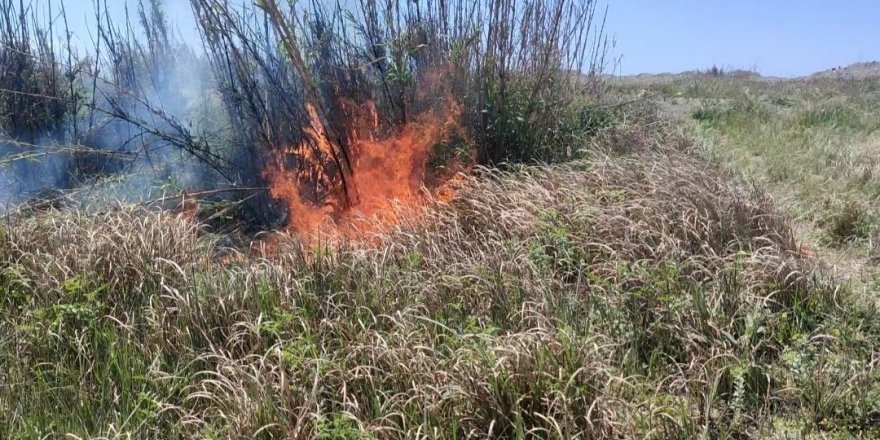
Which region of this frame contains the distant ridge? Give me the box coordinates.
[808,61,880,79]
[609,62,880,83]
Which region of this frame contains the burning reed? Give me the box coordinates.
[193,0,608,235]
[0,0,608,235]
[262,96,466,236]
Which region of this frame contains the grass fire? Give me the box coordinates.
[2,0,880,438]
[263,92,466,238]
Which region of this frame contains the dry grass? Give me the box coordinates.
[2,140,878,438]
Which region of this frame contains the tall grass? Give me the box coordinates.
[0,0,76,141]
[0,0,272,218]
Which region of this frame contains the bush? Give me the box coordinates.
[692,97,770,127]
[824,201,875,244]
[795,101,867,130]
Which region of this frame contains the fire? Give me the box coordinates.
[263,96,466,240]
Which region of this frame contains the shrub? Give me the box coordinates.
[824,201,875,244]
[795,101,866,130]
[692,97,770,127]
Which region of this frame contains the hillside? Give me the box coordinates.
[810,62,880,80]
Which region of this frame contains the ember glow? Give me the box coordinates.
[263,97,465,239]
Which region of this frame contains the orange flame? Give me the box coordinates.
[263,95,466,241]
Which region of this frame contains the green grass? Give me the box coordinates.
[625,76,880,278]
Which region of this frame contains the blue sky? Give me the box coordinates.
[603,0,880,76]
[53,0,880,77]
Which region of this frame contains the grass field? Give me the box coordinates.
[620,71,880,290]
[3,150,878,439]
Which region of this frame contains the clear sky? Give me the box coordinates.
[49,0,880,78]
[602,0,880,77]
[46,0,198,49]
